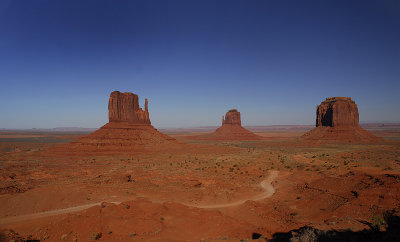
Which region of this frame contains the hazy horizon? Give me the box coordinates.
[1,0,399,129]
[2,121,400,131]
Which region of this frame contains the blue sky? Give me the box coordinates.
[0,0,399,129]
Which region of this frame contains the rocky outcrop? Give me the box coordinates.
[316,97,358,127]
[70,121,179,152]
[213,124,262,140]
[222,109,241,126]
[188,109,261,141]
[108,91,150,124]
[302,97,380,144]
[50,91,181,155]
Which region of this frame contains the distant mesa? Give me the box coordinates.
[222,109,241,126]
[108,91,150,124]
[302,97,381,144]
[316,97,358,127]
[212,109,262,140]
[51,91,181,154]
[187,109,262,141]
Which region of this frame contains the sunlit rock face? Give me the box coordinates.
[48,91,181,155]
[211,109,261,140]
[222,109,241,126]
[108,91,150,124]
[316,97,358,127]
[302,97,380,144]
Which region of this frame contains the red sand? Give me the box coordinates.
[1,128,399,241]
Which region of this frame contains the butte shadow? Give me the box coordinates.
[302,97,381,145]
[48,91,184,155]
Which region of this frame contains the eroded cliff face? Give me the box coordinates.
[49,91,181,155]
[316,97,358,127]
[210,109,261,140]
[302,97,380,144]
[222,109,241,126]
[108,91,150,124]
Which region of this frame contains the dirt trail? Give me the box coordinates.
[0,201,120,226]
[0,171,278,225]
[189,170,279,208]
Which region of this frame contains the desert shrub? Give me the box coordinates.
[371,214,386,231]
[289,227,317,242]
[89,232,102,240]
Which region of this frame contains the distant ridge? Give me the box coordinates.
[1,123,399,133]
[0,127,98,132]
[50,127,98,132]
[161,123,400,134]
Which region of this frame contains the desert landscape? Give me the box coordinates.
[1,1,399,241]
[1,92,400,241]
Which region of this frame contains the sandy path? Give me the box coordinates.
[0,201,120,226]
[189,170,279,208]
[0,171,278,225]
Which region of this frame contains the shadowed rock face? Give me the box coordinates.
[316,97,359,127]
[222,109,241,126]
[108,91,150,124]
[302,97,380,144]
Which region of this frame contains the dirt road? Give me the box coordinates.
[0,171,279,225]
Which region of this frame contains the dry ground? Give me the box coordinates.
[0,128,400,241]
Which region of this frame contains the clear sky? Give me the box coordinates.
[0,0,399,129]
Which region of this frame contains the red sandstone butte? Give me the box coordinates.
[316,97,358,127]
[50,91,181,154]
[302,97,381,144]
[222,109,241,126]
[108,91,150,124]
[211,109,262,140]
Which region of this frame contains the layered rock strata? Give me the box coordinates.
[222,109,241,126]
[316,97,358,127]
[51,91,180,154]
[211,109,262,140]
[302,97,380,144]
[108,91,150,124]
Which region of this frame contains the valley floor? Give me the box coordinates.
[0,128,400,241]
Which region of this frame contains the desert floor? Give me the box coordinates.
[0,127,400,241]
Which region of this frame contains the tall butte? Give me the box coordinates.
[108,91,150,124]
[211,109,262,140]
[54,91,180,154]
[302,97,380,144]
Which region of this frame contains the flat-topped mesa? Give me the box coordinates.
[316,97,359,127]
[222,109,241,126]
[108,91,150,124]
[302,96,380,144]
